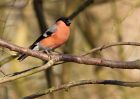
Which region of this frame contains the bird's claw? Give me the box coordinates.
[44,49,52,61]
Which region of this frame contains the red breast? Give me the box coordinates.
[39,20,70,49]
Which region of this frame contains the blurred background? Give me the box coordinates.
[0,0,140,99]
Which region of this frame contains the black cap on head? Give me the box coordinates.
[56,17,71,26]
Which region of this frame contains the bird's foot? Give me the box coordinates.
[44,47,52,54]
[44,49,53,61]
[52,50,62,55]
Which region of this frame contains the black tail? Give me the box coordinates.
[17,54,28,61]
[17,34,46,61]
[17,40,38,61]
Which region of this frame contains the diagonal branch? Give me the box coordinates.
[0,38,50,60]
[1,39,140,84]
[82,42,140,56]
[23,79,140,99]
[0,59,57,84]
[68,0,94,20]
[1,39,140,69]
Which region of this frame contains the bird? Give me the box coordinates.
[17,17,71,61]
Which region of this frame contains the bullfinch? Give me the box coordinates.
[17,17,71,61]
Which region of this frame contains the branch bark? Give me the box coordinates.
[82,42,140,56]
[0,59,57,84]
[1,39,140,84]
[23,79,140,99]
[1,39,140,69]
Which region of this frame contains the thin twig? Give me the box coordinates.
[6,61,65,77]
[23,79,140,99]
[0,59,57,84]
[82,42,140,56]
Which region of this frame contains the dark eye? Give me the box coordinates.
[47,31,53,35]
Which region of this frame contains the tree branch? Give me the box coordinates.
[0,59,57,84]
[0,39,50,60]
[23,79,140,99]
[33,0,53,89]
[68,0,94,20]
[1,39,140,84]
[68,0,115,20]
[1,39,140,69]
[82,42,140,56]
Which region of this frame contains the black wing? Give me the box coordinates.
[17,24,57,61]
[30,24,57,49]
